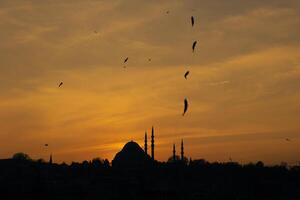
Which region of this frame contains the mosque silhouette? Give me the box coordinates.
[112,126,186,168]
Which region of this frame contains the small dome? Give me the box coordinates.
[112,141,151,168]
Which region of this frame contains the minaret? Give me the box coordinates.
[173,144,176,161]
[151,126,154,160]
[181,139,184,161]
[49,153,53,165]
[144,131,148,155]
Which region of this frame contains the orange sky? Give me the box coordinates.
[0,0,300,165]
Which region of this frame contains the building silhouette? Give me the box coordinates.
[151,126,154,160]
[49,154,53,165]
[112,141,151,168]
[181,139,184,161]
[112,127,188,168]
[173,144,176,161]
[144,131,147,155]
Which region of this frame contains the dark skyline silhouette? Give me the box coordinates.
[1,0,300,165]
[1,139,300,200]
[1,127,299,199]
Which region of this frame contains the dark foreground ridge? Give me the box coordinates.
[1,144,300,200]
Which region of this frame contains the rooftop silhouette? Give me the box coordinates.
[112,141,152,168]
[0,130,300,199]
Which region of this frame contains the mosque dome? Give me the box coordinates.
[112,141,151,168]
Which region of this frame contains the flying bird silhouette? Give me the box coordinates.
[192,41,197,52]
[166,11,170,14]
[183,98,188,116]
[123,57,129,68]
[44,144,48,147]
[286,138,291,142]
[148,58,151,62]
[191,16,194,27]
[58,82,63,87]
[184,71,190,79]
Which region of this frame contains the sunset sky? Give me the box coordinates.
[1,0,300,165]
